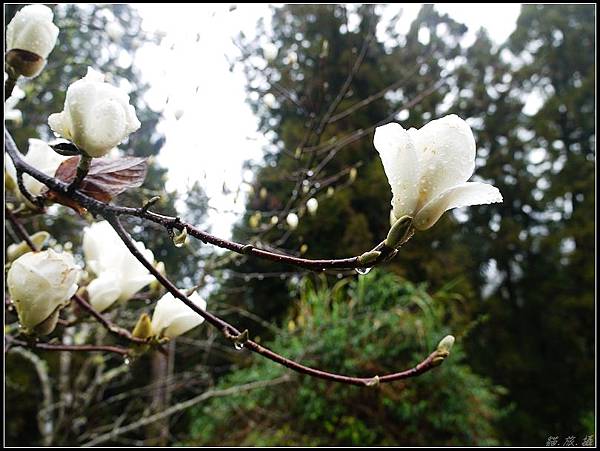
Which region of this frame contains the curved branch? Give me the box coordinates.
[107,216,447,386]
[5,129,395,271]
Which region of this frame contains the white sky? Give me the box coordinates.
[133,3,522,237]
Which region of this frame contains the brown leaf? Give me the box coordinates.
[43,156,148,212]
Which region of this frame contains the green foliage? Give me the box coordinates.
[186,271,507,446]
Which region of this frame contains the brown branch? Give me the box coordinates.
[106,216,447,386]
[5,130,394,271]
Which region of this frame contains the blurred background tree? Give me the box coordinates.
[207,3,595,446]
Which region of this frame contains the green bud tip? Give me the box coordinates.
[358,250,381,265]
[385,215,413,249]
[437,335,455,354]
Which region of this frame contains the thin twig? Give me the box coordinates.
[82,375,292,446]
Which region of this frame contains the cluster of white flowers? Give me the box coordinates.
[4,5,502,344]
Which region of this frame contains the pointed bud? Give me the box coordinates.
[385,215,413,249]
[172,227,188,247]
[349,167,357,182]
[432,335,455,366]
[132,312,153,340]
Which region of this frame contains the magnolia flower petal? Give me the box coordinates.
[413,182,503,230]
[373,122,420,219]
[410,115,476,207]
[21,139,69,196]
[6,5,59,59]
[87,272,122,312]
[151,292,206,339]
[118,274,156,303]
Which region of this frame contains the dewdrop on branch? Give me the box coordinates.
[5,4,59,78]
[7,249,81,335]
[373,114,502,233]
[48,67,141,158]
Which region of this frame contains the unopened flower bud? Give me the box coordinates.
[5,5,59,78]
[7,249,80,335]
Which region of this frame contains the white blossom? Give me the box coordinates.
[263,93,276,108]
[262,42,278,61]
[48,67,141,157]
[151,291,207,339]
[286,212,299,230]
[7,249,80,334]
[83,220,155,312]
[306,197,318,215]
[6,4,59,77]
[5,138,69,198]
[374,114,502,231]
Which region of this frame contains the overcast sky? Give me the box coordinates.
[133,3,522,237]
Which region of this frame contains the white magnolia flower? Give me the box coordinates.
[7,249,81,334]
[48,67,141,158]
[286,212,299,230]
[5,4,59,77]
[374,114,502,231]
[262,42,278,61]
[306,197,318,215]
[5,138,69,198]
[151,291,207,339]
[83,220,155,312]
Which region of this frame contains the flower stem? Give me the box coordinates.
[68,154,92,192]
